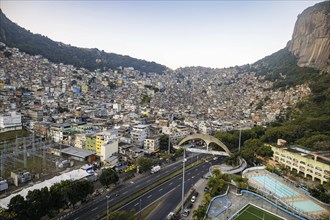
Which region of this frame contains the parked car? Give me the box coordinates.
[191,191,199,203]
[204,186,209,191]
[182,209,190,217]
[203,175,211,179]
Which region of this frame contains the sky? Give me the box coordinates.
[0,0,324,69]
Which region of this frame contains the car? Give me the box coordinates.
[182,209,190,217]
[204,186,209,191]
[167,212,175,220]
[203,175,211,179]
[182,158,187,163]
[191,192,199,203]
[213,157,218,161]
[186,202,193,209]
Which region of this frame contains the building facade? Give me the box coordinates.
[0,111,22,133]
[131,124,150,147]
[270,145,330,184]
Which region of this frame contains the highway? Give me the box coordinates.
[146,158,223,220]
[61,154,208,220]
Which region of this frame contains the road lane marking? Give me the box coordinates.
[134,203,139,207]
[159,188,163,191]
[147,195,152,198]
[135,185,140,188]
[109,199,114,202]
[123,192,127,194]
[91,207,98,211]
[169,182,173,185]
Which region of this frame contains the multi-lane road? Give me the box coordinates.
[62,155,221,220]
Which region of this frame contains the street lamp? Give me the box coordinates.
[139,198,142,219]
[106,195,110,220]
[181,147,186,215]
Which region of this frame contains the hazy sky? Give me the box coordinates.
[1,1,323,69]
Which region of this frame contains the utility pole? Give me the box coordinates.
[106,195,110,220]
[238,125,242,152]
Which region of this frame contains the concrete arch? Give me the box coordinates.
[178,133,231,156]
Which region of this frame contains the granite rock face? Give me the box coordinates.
[288,1,330,73]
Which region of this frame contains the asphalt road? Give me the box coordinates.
[61,154,206,220]
[146,157,224,220]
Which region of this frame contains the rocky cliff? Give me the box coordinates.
[288,1,330,73]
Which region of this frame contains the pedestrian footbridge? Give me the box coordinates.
[174,133,232,157]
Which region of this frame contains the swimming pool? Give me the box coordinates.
[251,174,299,198]
[291,200,325,212]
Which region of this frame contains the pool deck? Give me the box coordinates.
[244,169,329,219]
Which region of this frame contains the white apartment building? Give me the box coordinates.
[131,124,150,147]
[0,111,22,133]
[49,123,71,143]
[144,137,160,152]
[100,140,118,162]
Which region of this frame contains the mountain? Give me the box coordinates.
[244,1,330,150]
[288,1,330,73]
[0,9,167,74]
[249,1,329,89]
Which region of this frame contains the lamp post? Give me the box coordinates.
[139,198,142,219]
[106,195,110,220]
[181,147,185,215]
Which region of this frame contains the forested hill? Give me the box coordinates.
[0,10,167,74]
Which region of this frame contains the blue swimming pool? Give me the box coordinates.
[251,175,299,198]
[291,200,325,212]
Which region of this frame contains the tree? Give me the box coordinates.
[99,169,119,187]
[136,157,156,173]
[50,182,66,210]
[25,187,50,219]
[193,204,208,220]
[159,134,170,151]
[8,195,27,220]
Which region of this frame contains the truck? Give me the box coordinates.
[150,165,161,174]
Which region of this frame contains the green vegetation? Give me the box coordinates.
[2,179,93,220]
[251,47,320,89]
[136,157,156,173]
[159,134,170,151]
[0,10,167,73]
[141,94,151,103]
[144,85,160,93]
[233,204,284,220]
[108,209,135,220]
[99,169,119,188]
[193,204,209,220]
[308,183,330,204]
[206,169,229,197]
[136,199,162,220]
[0,129,31,145]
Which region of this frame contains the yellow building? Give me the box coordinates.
[96,135,105,154]
[270,145,330,184]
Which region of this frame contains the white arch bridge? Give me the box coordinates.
[174,133,232,157]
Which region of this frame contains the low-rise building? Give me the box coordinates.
[270,144,330,184]
[144,137,160,152]
[131,124,150,147]
[0,111,22,133]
